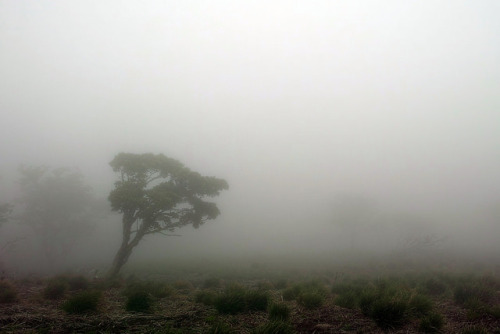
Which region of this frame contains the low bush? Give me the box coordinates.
[423,278,447,296]
[0,281,17,303]
[370,295,408,329]
[62,291,101,314]
[268,303,290,321]
[214,286,246,314]
[419,312,444,333]
[246,290,269,311]
[126,290,153,313]
[409,294,433,316]
[454,282,492,305]
[297,292,324,310]
[124,280,173,299]
[195,290,218,306]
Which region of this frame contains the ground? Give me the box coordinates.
[1,257,499,333]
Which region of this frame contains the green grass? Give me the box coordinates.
[214,285,269,314]
[195,290,218,306]
[126,290,153,312]
[252,321,295,334]
[62,290,101,314]
[418,312,444,333]
[268,303,291,321]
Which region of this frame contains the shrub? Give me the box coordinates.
[334,290,358,309]
[253,321,295,334]
[454,283,492,305]
[246,290,269,311]
[268,303,290,321]
[409,294,433,316]
[44,279,68,300]
[195,290,218,306]
[62,291,101,314]
[282,285,303,301]
[370,295,408,329]
[297,292,324,310]
[419,313,444,333]
[0,281,17,303]
[126,290,153,312]
[215,287,246,314]
[358,289,378,315]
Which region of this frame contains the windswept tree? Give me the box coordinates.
[16,166,95,268]
[108,153,229,278]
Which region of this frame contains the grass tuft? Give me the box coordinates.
[0,281,17,303]
[62,290,101,314]
[268,303,290,321]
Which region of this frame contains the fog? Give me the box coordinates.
[1,1,499,275]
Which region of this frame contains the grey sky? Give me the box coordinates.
[1,1,499,259]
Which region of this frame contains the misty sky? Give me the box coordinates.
[1,1,499,258]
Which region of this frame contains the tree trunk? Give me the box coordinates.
[107,213,145,279]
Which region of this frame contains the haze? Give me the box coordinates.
[1,1,499,274]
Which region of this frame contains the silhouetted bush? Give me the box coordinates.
[195,290,218,306]
[62,291,101,314]
[245,290,269,311]
[67,275,89,291]
[268,303,290,321]
[126,290,153,313]
[297,292,324,309]
[419,312,444,333]
[370,295,408,329]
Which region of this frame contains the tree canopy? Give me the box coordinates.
[16,166,95,267]
[108,153,229,277]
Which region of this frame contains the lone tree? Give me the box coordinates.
[108,153,229,278]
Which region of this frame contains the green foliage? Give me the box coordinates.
[108,153,228,277]
[268,303,290,321]
[334,290,358,309]
[214,285,269,314]
[297,292,324,309]
[408,294,433,316]
[44,279,68,300]
[245,290,269,311]
[62,291,101,314]
[126,290,153,312]
[370,294,408,329]
[0,281,17,303]
[282,280,327,302]
[454,282,492,305]
[253,321,295,334]
[214,285,247,314]
[418,312,444,333]
[195,290,218,306]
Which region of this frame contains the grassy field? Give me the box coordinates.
[1,255,499,333]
